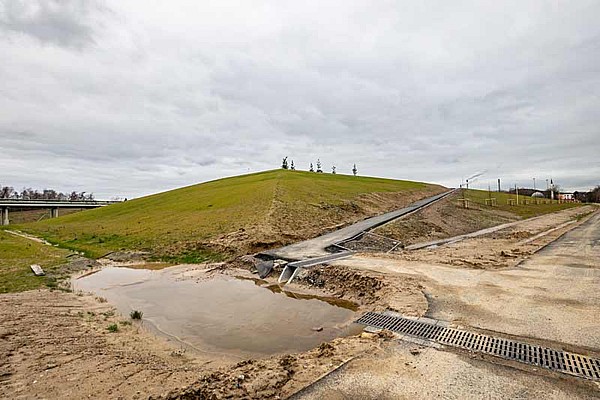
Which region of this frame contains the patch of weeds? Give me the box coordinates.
[107,323,119,333]
[95,296,107,303]
[119,320,132,326]
[155,248,225,264]
[103,310,115,318]
[45,277,58,289]
[574,212,593,222]
[130,310,143,320]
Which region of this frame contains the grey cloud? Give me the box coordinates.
[0,0,105,48]
[0,1,599,198]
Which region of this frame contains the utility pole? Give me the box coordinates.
[497,178,501,192]
[516,184,519,205]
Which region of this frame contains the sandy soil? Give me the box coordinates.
[0,290,210,399]
[0,287,403,399]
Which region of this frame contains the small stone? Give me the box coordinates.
[312,327,323,332]
[45,363,58,370]
[410,348,421,356]
[360,332,376,339]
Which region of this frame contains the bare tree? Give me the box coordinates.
[0,186,15,199]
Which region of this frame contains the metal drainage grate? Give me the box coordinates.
[356,311,600,381]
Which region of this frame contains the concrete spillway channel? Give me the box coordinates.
[265,189,456,285]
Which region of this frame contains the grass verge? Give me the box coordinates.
[0,230,71,293]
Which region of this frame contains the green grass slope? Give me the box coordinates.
[15,170,444,261]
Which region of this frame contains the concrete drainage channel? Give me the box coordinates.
[356,311,600,381]
[262,190,457,285]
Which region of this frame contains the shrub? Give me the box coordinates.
[107,324,119,333]
[130,310,143,320]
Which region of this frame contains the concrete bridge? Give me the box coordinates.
[0,199,120,225]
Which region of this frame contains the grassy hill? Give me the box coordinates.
[13,170,444,262]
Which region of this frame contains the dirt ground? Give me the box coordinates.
[293,340,600,400]
[0,261,414,399]
[0,290,209,399]
[297,206,600,399]
[375,191,518,246]
[0,286,403,399]
[1,204,599,399]
[386,205,596,269]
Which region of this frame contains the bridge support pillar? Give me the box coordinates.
[50,208,59,218]
[1,207,8,226]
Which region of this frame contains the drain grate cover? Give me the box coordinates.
[356,312,600,381]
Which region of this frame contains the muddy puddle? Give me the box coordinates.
[73,267,360,360]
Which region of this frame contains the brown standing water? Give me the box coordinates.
[73,267,359,360]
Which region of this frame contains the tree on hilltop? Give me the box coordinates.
[290,160,295,170]
[281,157,289,169]
[316,159,323,173]
[352,164,358,176]
[309,163,314,172]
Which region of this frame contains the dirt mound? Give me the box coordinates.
[161,335,387,400]
[295,265,427,316]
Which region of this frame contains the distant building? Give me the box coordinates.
[558,192,575,202]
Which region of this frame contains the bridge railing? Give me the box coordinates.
[0,199,121,205]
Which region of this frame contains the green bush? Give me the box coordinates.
[130,310,143,320]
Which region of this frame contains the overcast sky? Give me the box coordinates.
[1,0,599,198]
